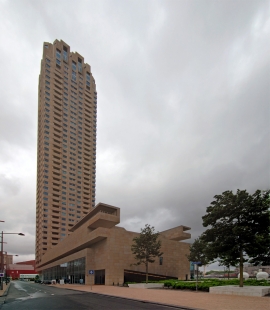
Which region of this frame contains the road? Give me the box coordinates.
[1,281,187,310]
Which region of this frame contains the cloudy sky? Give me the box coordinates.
[0,0,269,269]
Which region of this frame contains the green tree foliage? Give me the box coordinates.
[187,237,213,284]
[131,224,163,283]
[201,189,270,287]
[187,237,213,266]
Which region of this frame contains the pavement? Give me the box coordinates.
[49,283,270,310]
[0,282,11,306]
[0,283,10,297]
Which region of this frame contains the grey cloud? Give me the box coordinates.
[0,0,269,267]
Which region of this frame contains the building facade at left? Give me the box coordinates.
[36,40,97,266]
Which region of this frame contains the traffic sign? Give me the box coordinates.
[89,270,94,275]
[191,261,201,265]
[0,273,4,277]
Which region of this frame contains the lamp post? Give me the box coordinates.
[0,231,24,290]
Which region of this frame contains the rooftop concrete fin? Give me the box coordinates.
[159,225,191,241]
[69,202,120,232]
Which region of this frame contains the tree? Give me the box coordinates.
[187,236,213,266]
[131,224,163,283]
[201,189,270,287]
[187,237,213,284]
[217,254,238,280]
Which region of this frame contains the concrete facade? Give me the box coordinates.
[36,39,97,266]
[0,253,13,267]
[37,203,191,285]
[210,285,270,297]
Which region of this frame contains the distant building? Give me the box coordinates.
[37,203,191,285]
[6,260,37,280]
[235,265,270,276]
[0,252,13,267]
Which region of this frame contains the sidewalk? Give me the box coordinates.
[0,283,10,297]
[0,282,10,307]
[51,284,270,310]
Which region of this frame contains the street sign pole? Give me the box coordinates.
[89,270,94,290]
[191,262,201,292]
[196,264,198,291]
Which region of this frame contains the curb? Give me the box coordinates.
[52,285,202,310]
[0,283,11,308]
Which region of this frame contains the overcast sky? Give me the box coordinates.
[0,0,269,270]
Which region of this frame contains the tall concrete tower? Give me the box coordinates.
[36,40,97,266]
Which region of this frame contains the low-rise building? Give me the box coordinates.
[6,260,37,280]
[235,265,270,276]
[37,203,191,285]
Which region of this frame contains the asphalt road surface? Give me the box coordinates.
[2,281,187,310]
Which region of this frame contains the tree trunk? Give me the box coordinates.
[239,250,243,287]
[146,262,148,284]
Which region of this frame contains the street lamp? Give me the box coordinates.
[0,231,25,290]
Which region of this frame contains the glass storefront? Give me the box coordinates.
[42,257,85,284]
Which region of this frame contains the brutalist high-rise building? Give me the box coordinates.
[36,40,97,266]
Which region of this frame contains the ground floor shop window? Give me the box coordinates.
[42,257,85,284]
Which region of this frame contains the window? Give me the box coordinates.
[72,71,76,81]
[159,257,163,265]
[63,49,68,62]
[56,49,61,59]
[72,62,76,71]
[56,59,61,66]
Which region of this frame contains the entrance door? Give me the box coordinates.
[95,270,105,285]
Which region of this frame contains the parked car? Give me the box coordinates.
[34,280,42,283]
